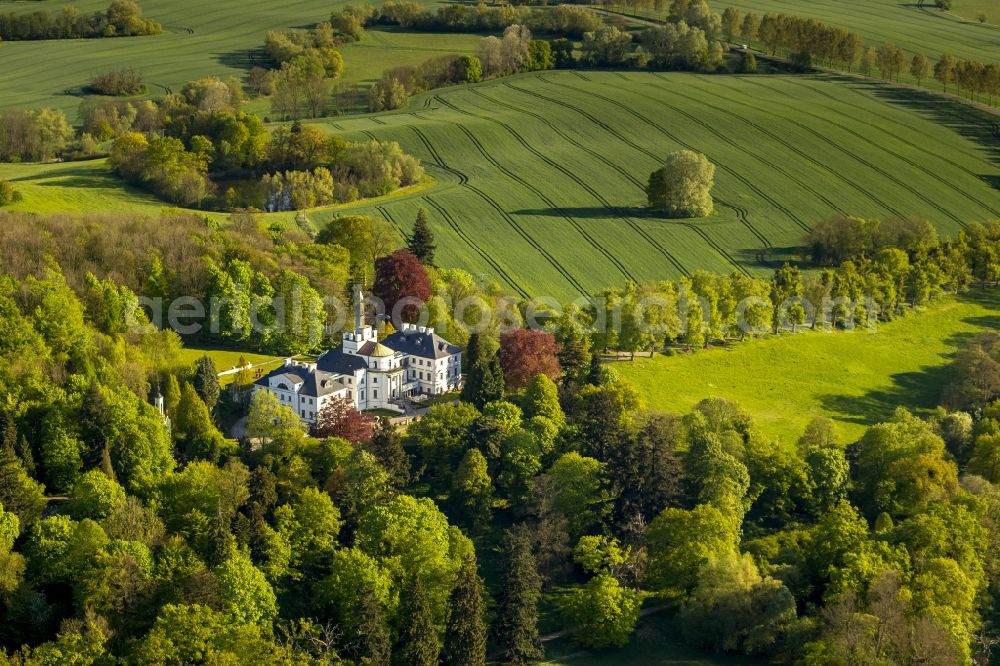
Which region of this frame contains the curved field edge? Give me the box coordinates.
[616,288,1000,446]
[1,71,996,300]
[307,71,1000,299]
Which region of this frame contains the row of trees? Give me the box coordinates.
[716,5,1000,104]
[372,1,602,39]
[591,217,994,359]
[0,108,74,162]
[0,0,159,40]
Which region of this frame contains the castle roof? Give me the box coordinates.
[383,326,461,360]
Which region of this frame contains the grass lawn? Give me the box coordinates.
[177,346,285,386]
[0,159,171,215]
[616,288,1000,446]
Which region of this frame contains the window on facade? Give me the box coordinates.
[374,390,378,399]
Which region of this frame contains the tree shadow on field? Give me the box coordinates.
[831,75,1000,176]
[513,205,725,223]
[215,47,263,72]
[816,289,1000,436]
[9,167,111,190]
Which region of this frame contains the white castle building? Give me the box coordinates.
[254,291,462,423]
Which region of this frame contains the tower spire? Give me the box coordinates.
[354,286,364,330]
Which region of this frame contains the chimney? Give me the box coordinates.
[418,326,426,333]
[426,327,434,335]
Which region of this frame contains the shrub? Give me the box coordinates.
[89,68,145,96]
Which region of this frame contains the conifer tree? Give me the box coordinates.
[193,355,221,415]
[462,354,504,409]
[407,208,436,266]
[442,556,488,666]
[495,525,543,665]
[357,587,391,666]
[366,417,410,488]
[394,576,438,666]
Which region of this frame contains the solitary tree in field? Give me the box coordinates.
[646,150,716,218]
[910,53,931,86]
[935,53,957,92]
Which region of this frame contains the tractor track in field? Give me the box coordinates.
[410,124,581,296]
[654,74,890,219]
[375,204,407,237]
[433,93,639,284]
[737,76,970,228]
[448,90,696,277]
[469,86,732,277]
[421,195,531,298]
[406,126,531,297]
[490,83,752,274]
[774,76,1000,219]
[584,73,809,237]
[646,75,849,225]
[672,75,908,218]
[530,74,776,249]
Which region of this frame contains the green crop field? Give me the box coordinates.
[0,0,474,115]
[615,0,1000,63]
[615,288,1000,446]
[6,70,998,300]
[306,70,1000,299]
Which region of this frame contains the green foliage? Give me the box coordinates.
[66,470,126,520]
[495,525,543,665]
[214,548,278,625]
[645,503,739,599]
[355,494,470,626]
[646,150,716,218]
[546,452,610,538]
[560,574,642,649]
[450,448,493,528]
[442,556,487,666]
[394,575,439,666]
[408,208,436,266]
[854,407,958,519]
[679,551,797,656]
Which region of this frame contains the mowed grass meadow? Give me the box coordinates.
[311,70,1000,299]
[0,0,475,114]
[616,288,1000,446]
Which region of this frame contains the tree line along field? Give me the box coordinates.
[306,70,1000,300]
[616,288,1000,447]
[614,0,1000,63]
[0,0,474,115]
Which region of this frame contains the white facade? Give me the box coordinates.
[254,296,462,424]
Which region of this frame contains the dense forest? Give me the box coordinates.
[0,207,998,665]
